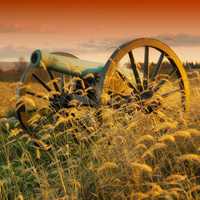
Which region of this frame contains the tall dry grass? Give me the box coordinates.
[0,75,200,199]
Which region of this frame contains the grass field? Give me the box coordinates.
[0,82,17,117]
[0,72,200,199]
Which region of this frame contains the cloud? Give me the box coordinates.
[0,45,32,59]
[156,34,200,47]
[0,45,79,60]
[79,38,127,52]
[78,34,200,53]
[0,23,55,34]
[0,24,20,33]
[1,34,200,61]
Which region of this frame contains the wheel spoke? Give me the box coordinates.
[160,88,180,98]
[26,91,48,100]
[32,73,51,92]
[116,71,138,93]
[72,94,98,107]
[60,73,65,93]
[153,79,166,93]
[143,46,149,90]
[47,70,60,92]
[153,68,177,93]
[169,67,177,76]
[128,51,143,91]
[151,52,164,81]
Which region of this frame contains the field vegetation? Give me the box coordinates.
[0,70,200,199]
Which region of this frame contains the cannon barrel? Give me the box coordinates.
[30,49,104,76]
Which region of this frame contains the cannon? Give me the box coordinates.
[16,38,190,130]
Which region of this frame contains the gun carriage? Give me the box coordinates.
[16,38,190,130]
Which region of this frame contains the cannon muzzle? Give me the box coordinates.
[30,49,104,76]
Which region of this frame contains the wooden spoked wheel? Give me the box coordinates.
[99,38,190,117]
[16,52,81,130]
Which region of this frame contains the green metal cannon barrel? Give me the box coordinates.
[30,49,104,77]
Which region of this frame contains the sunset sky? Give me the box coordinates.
[0,0,200,62]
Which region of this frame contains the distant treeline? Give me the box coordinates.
[0,61,28,82]
[184,62,200,70]
[0,61,200,82]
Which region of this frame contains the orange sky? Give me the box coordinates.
[0,0,200,61]
[1,0,200,36]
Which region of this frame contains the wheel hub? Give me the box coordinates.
[138,90,160,113]
[140,90,154,100]
[49,93,72,110]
